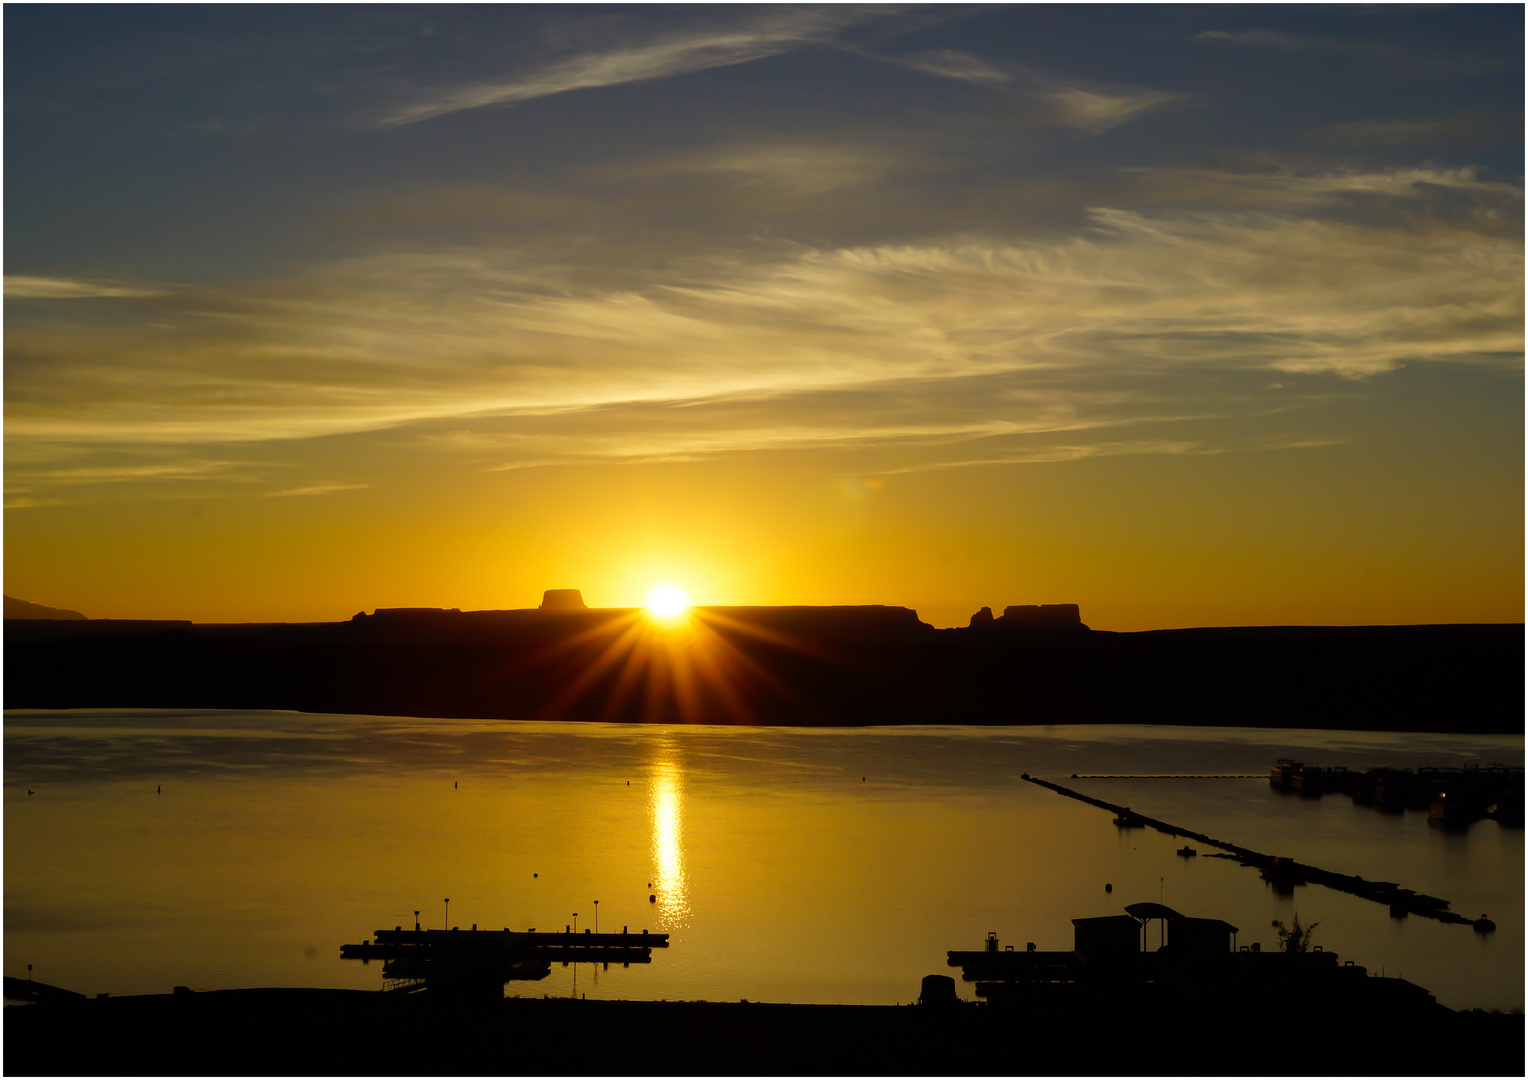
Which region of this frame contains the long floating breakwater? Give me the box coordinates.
[1021,774,1487,927]
[1069,774,1261,779]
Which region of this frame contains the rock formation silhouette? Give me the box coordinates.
[539,589,587,611]
[4,595,86,620]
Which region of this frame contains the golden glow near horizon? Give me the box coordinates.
[645,583,691,621]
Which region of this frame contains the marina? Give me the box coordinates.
[1269,759,1524,825]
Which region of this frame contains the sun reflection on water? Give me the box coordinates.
[649,748,690,929]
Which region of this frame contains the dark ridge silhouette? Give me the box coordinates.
[2,601,1521,734]
[3,595,86,620]
[2,975,86,1004]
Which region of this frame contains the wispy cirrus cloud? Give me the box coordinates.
[463,385,1193,470]
[1125,163,1525,212]
[3,493,65,509]
[1192,29,1506,76]
[380,13,1179,136]
[1318,112,1520,150]
[869,430,1349,476]
[25,461,244,483]
[604,140,918,196]
[874,48,1182,133]
[1042,84,1181,133]
[891,48,1014,89]
[5,275,165,300]
[1195,29,1332,51]
[263,483,369,498]
[4,165,1518,503]
[1,450,256,506]
[381,8,879,126]
[876,439,1210,473]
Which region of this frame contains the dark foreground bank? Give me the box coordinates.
[5,605,1522,733]
[5,985,1523,1076]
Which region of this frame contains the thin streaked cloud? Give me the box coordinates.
[6,166,1517,470]
[873,434,1349,475]
[1041,84,1180,133]
[875,49,1183,133]
[381,8,881,127]
[3,458,247,486]
[5,275,165,300]
[263,483,369,498]
[891,48,1014,90]
[1192,28,1508,76]
[1319,112,1519,149]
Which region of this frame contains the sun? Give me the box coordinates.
[645,583,691,620]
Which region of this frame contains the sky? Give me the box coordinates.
[4,4,1523,630]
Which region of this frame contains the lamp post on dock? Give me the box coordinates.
[594,900,599,934]
[573,913,578,934]
[444,898,450,929]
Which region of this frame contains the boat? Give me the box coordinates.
[1269,759,1301,788]
[1429,789,1483,827]
[1292,765,1326,796]
[1177,846,1197,857]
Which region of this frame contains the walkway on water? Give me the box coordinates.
[1069,773,1261,779]
[1021,774,1483,927]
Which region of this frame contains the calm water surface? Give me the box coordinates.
[4,711,1522,1010]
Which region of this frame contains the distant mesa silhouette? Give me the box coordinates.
[4,595,86,620]
[353,606,462,621]
[1000,603,1084,628]
[966,603,1087,631]
[918,973,958,1007]
[540,589,587,612]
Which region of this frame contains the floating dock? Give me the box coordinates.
[340,926,672,989]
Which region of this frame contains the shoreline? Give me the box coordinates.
[6,984,1523,1076]
[8,703,1528,742]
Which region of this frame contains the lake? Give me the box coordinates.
[4,710,1522,1010]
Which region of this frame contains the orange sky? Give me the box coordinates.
[5,7,1523,630]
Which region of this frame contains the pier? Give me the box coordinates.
[1069,773,1261,779]
[340,926,671,991]
[1021,774,1483,926]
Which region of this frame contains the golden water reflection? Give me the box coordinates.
[4,712,1521,1010]
[649,745,690,929]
